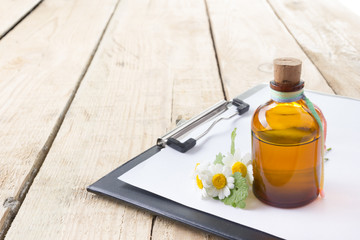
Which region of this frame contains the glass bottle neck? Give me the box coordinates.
[270,88,304,103]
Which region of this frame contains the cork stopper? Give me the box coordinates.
[271,57,304,92]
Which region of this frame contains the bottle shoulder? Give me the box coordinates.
[251,99,321,145]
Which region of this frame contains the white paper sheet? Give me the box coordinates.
[119,85,360,240]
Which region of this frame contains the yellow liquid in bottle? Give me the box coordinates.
[251,99,322,208]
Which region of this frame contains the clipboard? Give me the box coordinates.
[88,84,360,240]
[87,84,278,239]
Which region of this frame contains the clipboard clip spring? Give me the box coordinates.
[157,98,249,153]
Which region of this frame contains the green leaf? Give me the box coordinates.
[222,172,248,208]
[230,128,237,155]
[214,153,224,165]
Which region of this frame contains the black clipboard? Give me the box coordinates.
[87,84,280,240]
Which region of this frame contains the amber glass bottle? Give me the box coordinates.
[251,58,324,208]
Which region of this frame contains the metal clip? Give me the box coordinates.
[157,98,249,153]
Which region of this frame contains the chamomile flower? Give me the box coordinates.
[223,150,252,184]
[202,164,234,200]
[192,128,251,208]
[193,162,210,198]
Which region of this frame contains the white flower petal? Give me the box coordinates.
[233,149,242,161]
[212,163,224,173]
[227,176,235,189]
[200,172,212,188]
[202,180,211,188]
[223,186,231,198]
[222,166,232,176]
[243,153,252,166]
[222,154,234,166]
[207,187,219,197]
[246,164,254,185]
[201,189,209,198]
[218,190,225,200]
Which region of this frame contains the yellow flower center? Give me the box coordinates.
[232,162,247,177]
[212,173,227,189]
[196,175,203,189]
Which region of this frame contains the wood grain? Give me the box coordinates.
[267,0,360,98]
[152,217,222,240]
[0,0,42,39]
[5,0,224,239]
[206,0,334,100]
[0,0,118,237]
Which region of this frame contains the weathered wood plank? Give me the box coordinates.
[5,0,224,239]
[206,0,334,100]
[267,0,360,98]
[0,0,118,237]
[152,217,222,240]
[0,0,42,39]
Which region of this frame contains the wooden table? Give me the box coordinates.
[1,0,359,239]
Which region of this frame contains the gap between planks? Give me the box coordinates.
[0,0,44,40]
[0,0,121,239]
[204,0,227,101]
[168,0,226,125]
[264,0,337,94]
[150,216,157,239]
